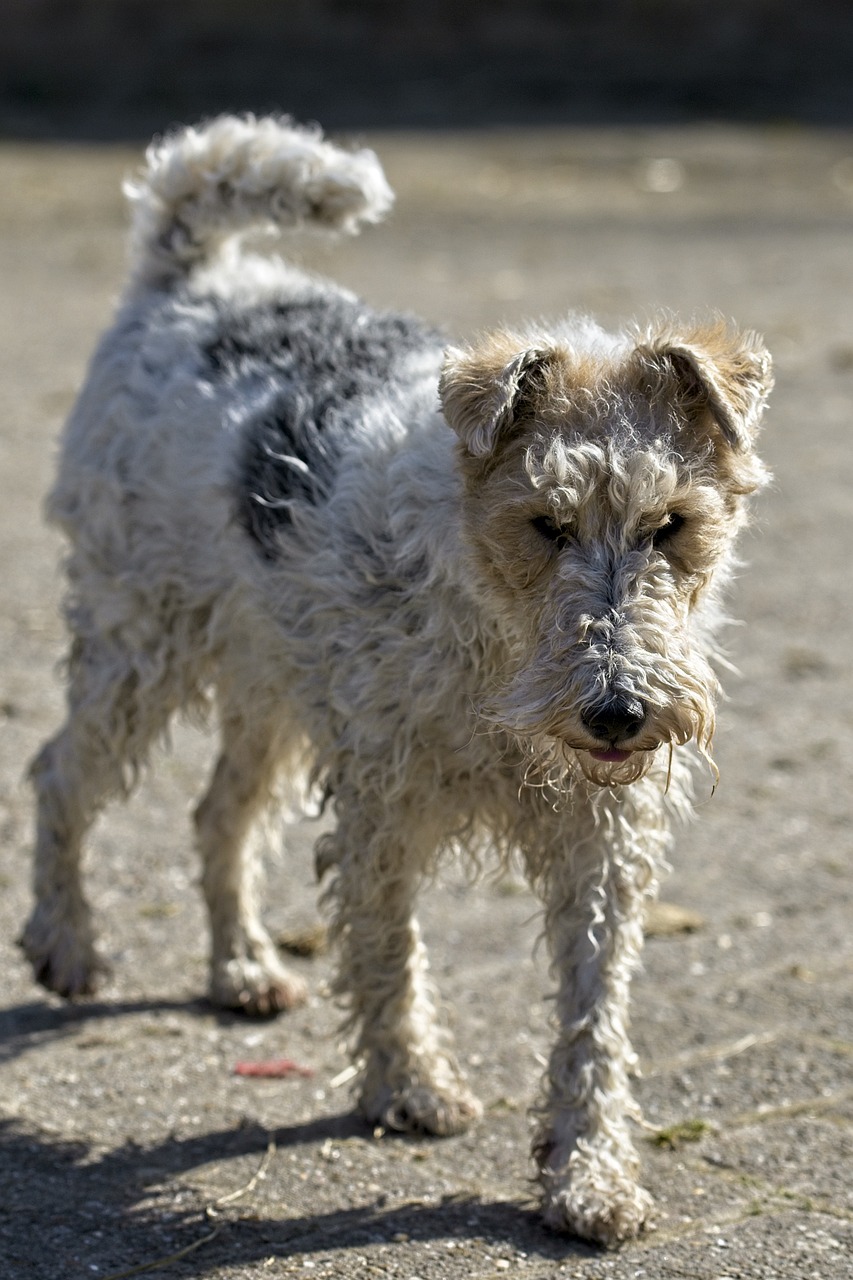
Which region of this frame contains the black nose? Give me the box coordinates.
[581,695,646,743]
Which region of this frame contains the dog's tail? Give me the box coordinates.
[123,114,394,285]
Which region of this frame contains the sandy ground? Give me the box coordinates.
[0,125,852,1279]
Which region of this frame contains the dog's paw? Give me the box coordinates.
[20,908,108,998]
[210,955,308,1017]
[541,1170,653,1246]
[361,1076,483,1137]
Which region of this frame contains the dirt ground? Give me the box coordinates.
[1,125,852,1279]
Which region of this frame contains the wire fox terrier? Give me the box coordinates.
[21,116,771,1245]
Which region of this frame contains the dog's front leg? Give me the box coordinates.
[529,787,666,1245]
[319,791,481,1137]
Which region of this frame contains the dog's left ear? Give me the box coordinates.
[636,322,773,451]
[439,339,554,458]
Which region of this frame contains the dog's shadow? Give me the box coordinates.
[0,994,219,1064]
[0,999,597,1271]
[0,1114,595,1275]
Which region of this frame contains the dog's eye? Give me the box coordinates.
[652,513,686,547]
[531,514,571,550]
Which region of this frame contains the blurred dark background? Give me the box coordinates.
[2,0,853,140]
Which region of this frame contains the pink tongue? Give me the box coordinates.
[589,748,632,763]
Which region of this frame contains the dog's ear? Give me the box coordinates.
[439,339,553,458]
[635,321,773,451]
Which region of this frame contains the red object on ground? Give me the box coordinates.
[233,1058,315,1078]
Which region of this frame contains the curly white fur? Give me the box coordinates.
[124,113,394,284]
[21,116,771,1247]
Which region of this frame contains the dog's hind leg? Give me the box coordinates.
[22,633,184,997]
[194,706,307,1016]
[319,785,482,1136]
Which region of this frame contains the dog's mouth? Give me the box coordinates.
[571,743,652,788]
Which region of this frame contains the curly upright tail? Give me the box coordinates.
[123,114,395,285]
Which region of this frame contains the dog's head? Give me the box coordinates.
[439,316,772,788]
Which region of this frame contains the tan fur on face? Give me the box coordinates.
[629,316,773,493]
[440,329,617,463]
[441,316,771,466]
[439,315,771,785]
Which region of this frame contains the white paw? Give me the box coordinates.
[541,1168,654,1245]
[360,1070,482,1136]
[20,904,108,998]
[210,954,308,1016]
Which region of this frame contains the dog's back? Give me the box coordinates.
[49,115,447,607]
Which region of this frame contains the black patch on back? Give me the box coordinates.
[204,293,442,559]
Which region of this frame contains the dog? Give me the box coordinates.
[21,115,771,1244]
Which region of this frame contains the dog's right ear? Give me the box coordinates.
[439,338,553,458]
